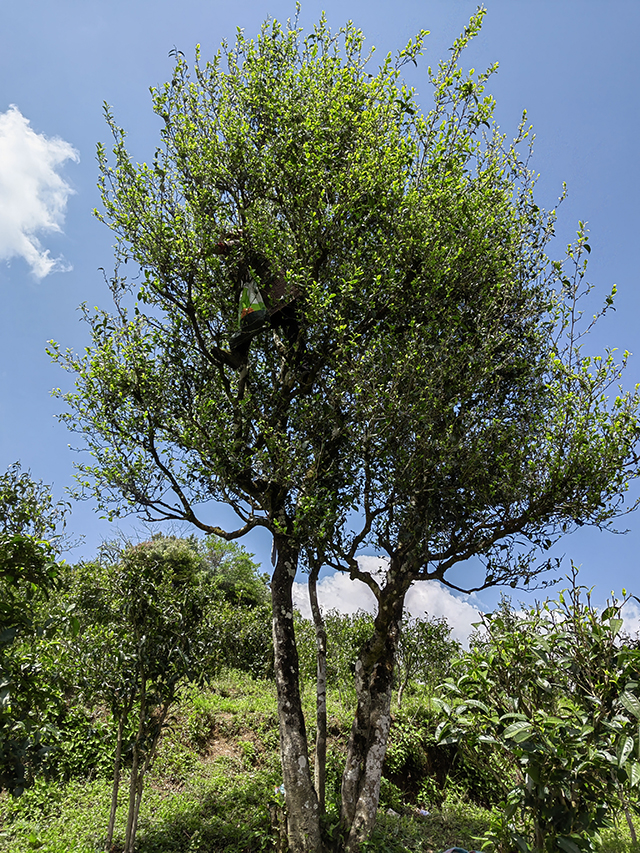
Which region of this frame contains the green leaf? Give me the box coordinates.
[608,617,623,635]
[503,720,534,742]
[513,833,531,853]
[629,761,640,787]
[618,735,635,768]
[557,837,583,853]
[620,690,640,720]
[478,734,499,744]
[460,698,491,714]
[431,697,450,715]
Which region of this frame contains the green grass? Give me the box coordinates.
[1,671,639,853]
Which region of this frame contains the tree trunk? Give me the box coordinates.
[271,537,322,853]
[129,690,175,852]
[340,568,411,853]
[396,674,409,710]
[534,817,544,853]
[624,802,638,846]
[124,676,146,853]
[124,743,140,853]
[105,708,127,851]
[309,560,327,811]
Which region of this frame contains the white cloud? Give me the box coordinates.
[0,105,79,278]
[292,556,483,645]
[621,598,640,638]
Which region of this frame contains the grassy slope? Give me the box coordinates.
[1,672,638,853]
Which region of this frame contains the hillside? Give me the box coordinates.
[1,670,638,853]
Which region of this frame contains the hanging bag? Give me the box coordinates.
[238,278,266,332]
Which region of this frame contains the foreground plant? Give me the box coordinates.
[436,572,640,853]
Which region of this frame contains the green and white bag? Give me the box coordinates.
[238,279,266,331]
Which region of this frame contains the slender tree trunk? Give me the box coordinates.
[534,817,544,853]
[309,560,327,811]
[129,691,175,852]
[125,677,146,853]
[396,674,409,710]
[129,760,146,853]
[105,709,127,851]
[271,536,322,853]
[624,803,638,846]
[124,743,140,853]
[340,567,411,853]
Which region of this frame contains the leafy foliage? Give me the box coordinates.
[0,464,70,795]
[395,612,460,707]
[0,462,69,545]
[435,573,640,853]
[199,536,269,607]
[295,609,375,699]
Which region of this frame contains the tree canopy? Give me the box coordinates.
[50,10,640,851]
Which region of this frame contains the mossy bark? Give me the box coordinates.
[341,563,412,852]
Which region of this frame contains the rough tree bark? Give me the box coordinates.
[271,536,322,852]
[340,565,413,852]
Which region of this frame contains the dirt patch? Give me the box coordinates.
[204,736,241,762]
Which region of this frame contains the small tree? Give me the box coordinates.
[435,574,640,853]
[200,535,270,607]
[70,537,211,852]
[396,613,460,709]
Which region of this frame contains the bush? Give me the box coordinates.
[435,573,640,853]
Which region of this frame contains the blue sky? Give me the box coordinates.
[1,0,639,631]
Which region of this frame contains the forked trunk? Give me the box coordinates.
[340,569,411,852]
[271,537,322,853]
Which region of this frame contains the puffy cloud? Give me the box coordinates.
[0,105,79,278]
[292,556,483,645]
[621,598,640,639]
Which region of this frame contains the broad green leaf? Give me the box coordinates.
[499,712,528,723]
[630,761,640,787]
[431,697,450,715]
[434,721,448,742]
[618,735,635,768]
[557,836,583,853]
[620,690,640,720]
[513,833,531,853]
[459,698,490,714]
[478,735,499,744]
[503,720,534,742]
[608,617,623,635]
[541,715,566,727]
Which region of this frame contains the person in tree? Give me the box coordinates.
[212,231,303,368]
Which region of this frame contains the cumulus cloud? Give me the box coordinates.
[292,556,483,645]
[621,598,640,638]
[0,105,79,278]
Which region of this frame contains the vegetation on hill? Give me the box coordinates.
[2,518,640,853]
